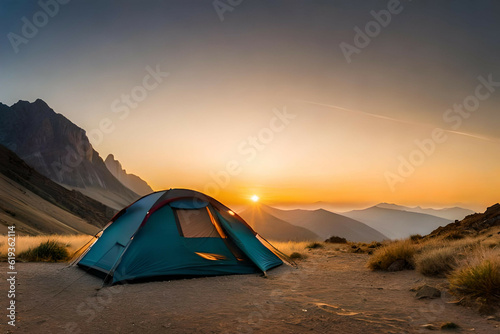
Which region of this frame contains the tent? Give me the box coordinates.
[77,188,284,284]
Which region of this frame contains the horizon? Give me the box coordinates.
[1,1,499,212]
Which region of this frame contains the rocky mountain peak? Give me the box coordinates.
[0,99,139,207]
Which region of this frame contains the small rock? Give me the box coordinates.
[387,259,406,272]
[415,285,441,299]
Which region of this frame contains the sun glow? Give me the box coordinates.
[251,195,259,202]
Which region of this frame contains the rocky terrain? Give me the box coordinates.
[426,203,500,239]
[0,99,139,209]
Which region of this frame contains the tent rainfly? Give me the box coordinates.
[77,189,284,284]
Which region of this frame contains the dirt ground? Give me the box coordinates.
[2,247,499,334]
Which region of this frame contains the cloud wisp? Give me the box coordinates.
[298,100,498,143]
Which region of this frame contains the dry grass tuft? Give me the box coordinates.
[366,239,416,270]
[269,240,313,256]
[449,249,500,304]
[306,242,324,249]
[366,228,500,307]
[0,234,95,261]
[18,240,69,262]
[414,246,458,277]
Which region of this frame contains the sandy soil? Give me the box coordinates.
[2,247,499,334]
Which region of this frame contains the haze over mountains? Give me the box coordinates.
[259,205,387,242]
[0,99,146,209]
[375,203,474,221]
[343,206,453,239]
[239,204,464,242]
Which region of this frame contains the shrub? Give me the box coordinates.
[445,232,465,240]
[325,236,347,244]
[449,258,500,304]
[440,322,460,330]
[367,241,382,249]
[289,252,307,260]
[410,234,422,242]
[19,240,69,262]
[415,247,458,277]
[367,240,417,271]
[306,242,324,249]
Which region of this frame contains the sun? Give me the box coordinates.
[251,195,259,202]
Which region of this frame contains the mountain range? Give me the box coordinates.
[375,203,474,221]
[258,205,387,242]
[0,99,147,209]
[342,206,453,239]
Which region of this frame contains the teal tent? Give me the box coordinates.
[77,189,283,284]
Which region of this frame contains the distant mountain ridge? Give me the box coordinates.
[375,203,475,221]
[260,205,387,242]
[105,154,153,196]
[239,205,320,242]
[343,206,452,239]
[0,99,140,209]
[0,144,113,235]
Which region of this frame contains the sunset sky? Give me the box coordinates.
[1,1,499,211]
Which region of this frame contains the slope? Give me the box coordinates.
[0,144,114,235]
[426,203,500,239]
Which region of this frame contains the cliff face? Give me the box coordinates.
[0,99,139,206]
[105,154,153,196]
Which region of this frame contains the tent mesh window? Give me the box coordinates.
[174,207,220,238]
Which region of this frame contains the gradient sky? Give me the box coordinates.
[1,1,499,211]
